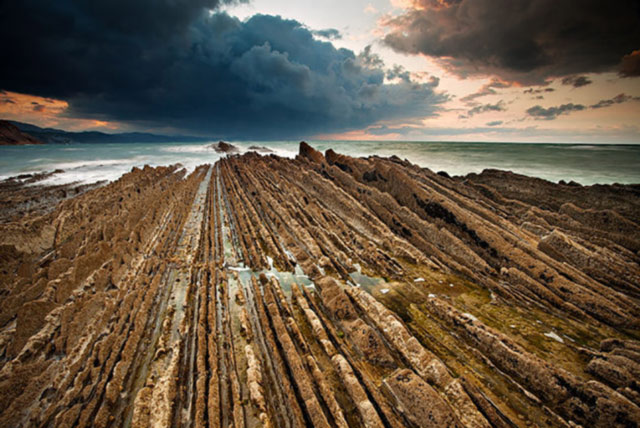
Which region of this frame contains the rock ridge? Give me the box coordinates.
[0,143,638,427]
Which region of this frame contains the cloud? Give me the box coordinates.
[523,88,555,94]
[386,65,412,82]
[0,89,16,104]
[590,93,640,109]
[0,1,446,139]
[486,120,503,127]
[527,92,640,120]
[312,28,342,40]
[460,79,511,103]
[561,75,593,88]
[526,103,586,120]
[382,0,640,84]
[364,3,379,14]
[461,101,506,118]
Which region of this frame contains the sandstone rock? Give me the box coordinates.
[383,368,461,427]
[298,141,325,163]
[2,147,639,428]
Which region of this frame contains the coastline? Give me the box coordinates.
[0,143,639,427]
[2,140,640,187]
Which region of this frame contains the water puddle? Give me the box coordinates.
[234,258,314,295]
[347,263,388,294]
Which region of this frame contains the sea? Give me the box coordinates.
[1,140,639,186]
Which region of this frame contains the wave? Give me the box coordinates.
[160,144,216,154]
[22,155,192,186]
[52,157,147,170]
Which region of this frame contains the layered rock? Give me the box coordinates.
[0,143,638,428]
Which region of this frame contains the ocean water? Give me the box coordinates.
[0,140,639,186]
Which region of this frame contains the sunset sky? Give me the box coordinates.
[1,0,639,142]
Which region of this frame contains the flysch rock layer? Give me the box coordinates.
[0,143,639,428]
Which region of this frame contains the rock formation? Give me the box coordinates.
[210,141,239,153]
[0,143,638,427]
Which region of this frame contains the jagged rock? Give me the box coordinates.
[1,145,639,428]
[298,141,325,163]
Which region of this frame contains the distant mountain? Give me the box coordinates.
[6,120,210,144]
[0,120,44,145]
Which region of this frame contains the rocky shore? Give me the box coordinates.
[0,143,638,427]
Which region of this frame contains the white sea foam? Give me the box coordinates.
[26,157,190,186]
[160,144,217,154]
[52,158,145,170]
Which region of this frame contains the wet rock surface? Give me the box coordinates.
[0,143,639,427]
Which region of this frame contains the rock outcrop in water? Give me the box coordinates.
[210,141,239,153]
[0,144,639,428]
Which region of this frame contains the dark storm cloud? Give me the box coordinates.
[79,0,245,35]
[561,75,592,88]
[486,121,503,127]
[383,0,640,84]
[526,103,585,120]
[0,1,445,139]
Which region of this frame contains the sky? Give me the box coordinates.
[0,0,639,142]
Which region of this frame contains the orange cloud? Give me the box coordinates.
[0,90,122,132]
[0,91,68,118]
